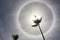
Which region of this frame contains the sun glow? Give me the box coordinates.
[29,10,42,25]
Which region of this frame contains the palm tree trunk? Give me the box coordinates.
[38,25,45,40]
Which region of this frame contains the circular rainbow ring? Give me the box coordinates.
[16,1,56,37]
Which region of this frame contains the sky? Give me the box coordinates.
[0,0,60,40]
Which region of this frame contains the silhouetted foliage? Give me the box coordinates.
[12,34,19,40]
[32,15,45,40]
[32,15,42,27]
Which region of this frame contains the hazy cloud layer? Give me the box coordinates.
[0,0,60,40]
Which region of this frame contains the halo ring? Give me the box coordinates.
[16,1,56,37]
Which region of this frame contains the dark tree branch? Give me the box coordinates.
[38,25,45,40]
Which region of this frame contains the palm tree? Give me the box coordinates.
[32,15,45,40]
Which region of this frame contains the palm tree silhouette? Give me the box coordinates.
[32,15,45,40]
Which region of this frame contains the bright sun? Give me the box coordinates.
[29,10,42,25]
